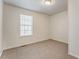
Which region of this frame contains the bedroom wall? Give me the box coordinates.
[0,0,3,57]
[68,0,79,58]
[50,11,68,43]
[3,4,50,50]
[3,4,68,50]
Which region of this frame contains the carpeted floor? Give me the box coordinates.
[0,40,77,59]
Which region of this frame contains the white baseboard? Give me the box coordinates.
[0,50,3,58]
[69,52,79,59]
[50,38,68,44]
[3,39,49,50]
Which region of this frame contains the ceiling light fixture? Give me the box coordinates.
[42,0,55,6]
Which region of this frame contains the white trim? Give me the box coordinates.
[3,39,49,50]
[69,52,79,59]
[51,38,68,44]
[0,50,3,57]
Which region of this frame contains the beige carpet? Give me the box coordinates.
[0,40,77,59]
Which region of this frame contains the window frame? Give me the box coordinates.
[20,14,33,37]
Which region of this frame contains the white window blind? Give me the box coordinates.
[20,14,33,36]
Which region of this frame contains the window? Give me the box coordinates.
[20,14,33,36]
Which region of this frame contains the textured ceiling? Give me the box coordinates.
[4,0,67,15]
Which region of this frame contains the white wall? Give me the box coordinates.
[3,1,79,58]
[3,4,68,50]
[50,11,68,43]
[3,4,50,50]
[69,0,79,58]
[0,0,3,57]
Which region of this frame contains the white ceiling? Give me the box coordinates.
[4,0,68,15]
